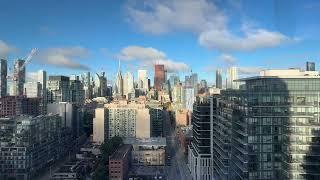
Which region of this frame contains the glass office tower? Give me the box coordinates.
[213,69,320,180]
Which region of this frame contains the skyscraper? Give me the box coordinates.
[216,69,222,89]
[188,97,214,180]
[47,76,70,103]
[212,69,320,180]
[94,72,107,97]
[13,59,25,96]
[37,70,47,112]
[306,61,315,71]
[0,59,7,97]
[138,69,148,90]
[115,60,123,96]
[154,64,165,91]
[123,71,134,99]
[226,66,239,89]
[82,72,93,99]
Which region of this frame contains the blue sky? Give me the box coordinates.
[0,0,320,84]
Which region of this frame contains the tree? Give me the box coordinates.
[92,136,123,180]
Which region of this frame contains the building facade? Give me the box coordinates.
[0,59,7,97]
[124,138,166,166]
[47,76,70,103]
[212,69,320,180]
[0,115,71,180]
[13,59,26,96]
[109,145,132,180]
[216,69,222,89]
[154,64,165,91]
[188,97,214,180]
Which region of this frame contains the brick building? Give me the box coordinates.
[109,144,132,180]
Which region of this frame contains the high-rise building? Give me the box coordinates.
[94,72,107,97]
[0,59,7,97]
[169,74,180,89]
[172,83,183,104]
[93,100,150,144]
[154,64,165,91]
[306,61,315,71]
[184,87,195,112]
[82,72,93,99]
[212,69,320,180]
[70,75,85,104]
[23,82,42,98]
[226,66,239,89]
[123,71,134,99]
[13,59,26,96]
[47,76,70,103]
[199,79,208,90]
[115,61,124,96]
[0,114,68,180]
[188,97,214,180]
[47,102,84,137]
[216,69,222,89]
[138,69,149,90]
[37,70,47,113]
[147,100,165,137]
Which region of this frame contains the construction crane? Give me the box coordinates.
[19,48,37,72]
[7,48,37,97]
[7,48,37,81]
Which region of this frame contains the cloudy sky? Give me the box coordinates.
[0,0,319,83]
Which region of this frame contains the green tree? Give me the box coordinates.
[93,136,123,180]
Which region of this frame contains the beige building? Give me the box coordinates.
[124,137,166,166]
[93,108,107,144]
[93,100,151,144]
[175,109,190,127]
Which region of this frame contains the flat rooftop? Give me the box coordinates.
[109,144,132,160]
[123,137,167,146]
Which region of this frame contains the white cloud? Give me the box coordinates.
[126,0,292,52]
[0,40,17,59]
[117,46,166,60]
[117,45,189,72]
[219,53,236,65]
[36,47,90,70]
[199,28,289,51]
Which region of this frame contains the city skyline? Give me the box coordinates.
[1,0,320,83]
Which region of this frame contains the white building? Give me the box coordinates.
[184,87,195,112]
[93,100,151,144]
[93,108,107,144]
[138,69,148,90]
[23,82,42,98]
[123,71,134,99]
[226,67,239,89]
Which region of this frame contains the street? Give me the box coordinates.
[164,111,192,180]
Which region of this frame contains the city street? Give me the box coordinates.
[164,111,192,180]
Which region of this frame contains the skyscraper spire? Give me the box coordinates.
[118,59,121,73]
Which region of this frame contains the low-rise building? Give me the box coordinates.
[124,138,166,166]
[51,161,87,180]
[0,96,41,117]
[109,144,132,180]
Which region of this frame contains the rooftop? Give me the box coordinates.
[123,137,167,146]
[109,144,132,160]
[237,69,320,81]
